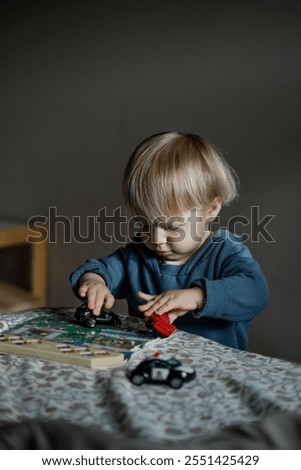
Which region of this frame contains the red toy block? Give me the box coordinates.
[146,313,176,337]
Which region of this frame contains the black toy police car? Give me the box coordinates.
[74,303,121,328]
[129,356,196,389]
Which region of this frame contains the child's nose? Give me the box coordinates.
[152,226,168,244]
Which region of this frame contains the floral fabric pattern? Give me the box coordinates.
[0,308,300,444]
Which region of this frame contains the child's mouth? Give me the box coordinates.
[157,250,172,256]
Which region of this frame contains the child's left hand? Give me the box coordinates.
[137,288,205,323]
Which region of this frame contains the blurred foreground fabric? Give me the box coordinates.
[0,413,300,449]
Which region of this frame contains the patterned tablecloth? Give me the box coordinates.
[0,308,301,445]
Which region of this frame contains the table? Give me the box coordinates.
[0,307,301,448]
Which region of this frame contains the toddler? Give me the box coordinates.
[70,132,269,350]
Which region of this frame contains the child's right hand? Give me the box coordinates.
[78,272,115,316]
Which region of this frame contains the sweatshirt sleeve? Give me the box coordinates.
[191,241,269,322]
[70,248,129,299]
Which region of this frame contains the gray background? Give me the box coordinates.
[1,0,300,363]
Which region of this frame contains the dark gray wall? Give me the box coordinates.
[1,0,300,363]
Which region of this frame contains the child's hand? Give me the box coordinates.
[78,273,115,316]
[137,288,205,323]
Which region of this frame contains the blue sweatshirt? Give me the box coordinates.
[70,230,269,350]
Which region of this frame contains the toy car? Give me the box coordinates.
[129,356,195,389]
[74,303,121,328]
[146,313,176,337]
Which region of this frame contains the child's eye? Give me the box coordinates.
[133,218,151,232]
[136,222,150,232]
[166,217,186,231]
[167,223,185,231]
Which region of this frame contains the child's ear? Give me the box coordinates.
[206,197,222,222]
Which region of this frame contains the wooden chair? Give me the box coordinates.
[0,221,48,313]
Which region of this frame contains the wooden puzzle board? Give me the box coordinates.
[0,311,156,368]
[0,333,124,368]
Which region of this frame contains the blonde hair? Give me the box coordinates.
[123,132,238,220]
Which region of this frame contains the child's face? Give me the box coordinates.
[139,206,217,265]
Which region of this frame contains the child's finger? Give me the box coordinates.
[137,303,150,312]
[87,294,97,311]
[149,295,171,312]
[137,291,157,312]
[154,298,176,314]
[92,291,105,315]
[142,296,171,317]
[103,292,115,310]
[167,312,177,323]
[137,291,155,301]
[78,285,88,298]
